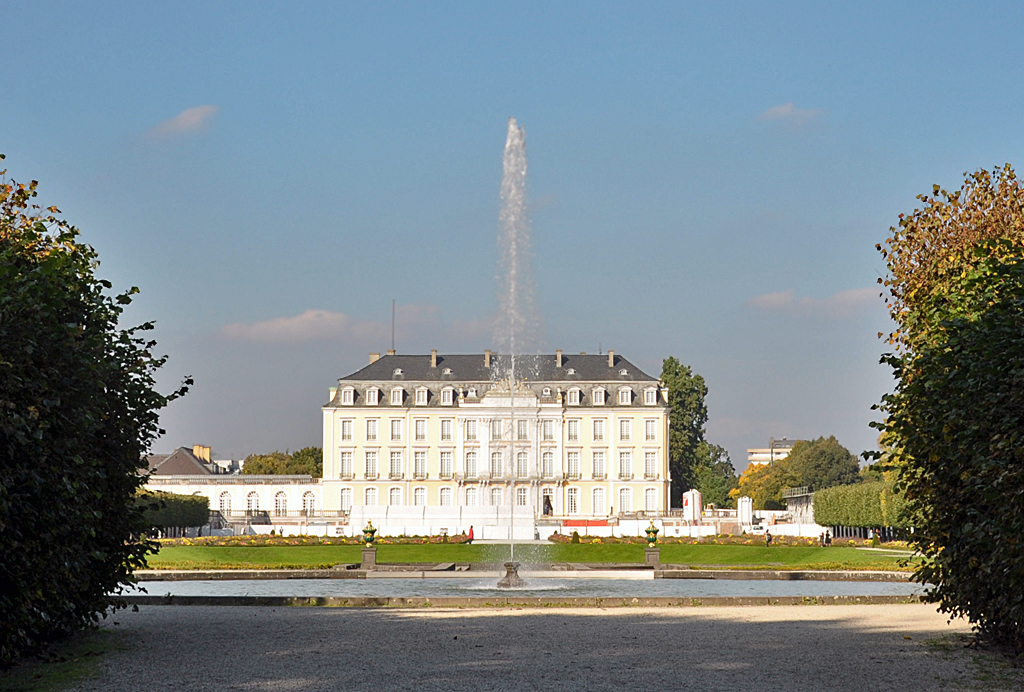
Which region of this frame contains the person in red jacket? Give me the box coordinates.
[467,526,474,544]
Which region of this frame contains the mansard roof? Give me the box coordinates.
[339,353,658,383]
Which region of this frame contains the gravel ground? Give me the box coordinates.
[71,604,1023,691]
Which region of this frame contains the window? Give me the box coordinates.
[619,451,633,479]
[366,419,378,441]
[593,488,606,515]
[592,451,606,479]
[567,451,581,479]
[593,388,605,405]
[517,419,528,440]
[414,487,427,506]
[542,420,554,441]
[341,420,353,441]
[366,388,379,406]
[567,388,581,405]
[303,491,315,515]
[390,419,402,441]
[415,388,428,405]
[618,388,632,405]
[517,451,529,478]
[340,488,352,512]
[466,419,477,441]
[390,388,403,405]
[491,487,504,506]
[465,451,478,478]
[341,388,354,405]
[542,387,552,397]
[441,388,454,405]
[567,420,579,442]
[593,419,605,441]
[414,419,426,441]
[619,419,631,441]
[440,487,453,506]
[491,419,503,440]
[645,488,658,512]
[414,451,427,478]
[441,419,453,441]
[517,487,528,507]
[247,491,259,512]
[465,487,478,506]
[645,419,657,441]
[644,388,658,405]
[365,487,378,506]
[389,451,403,479]
[490,451,503,478]
[393,368,403,377]
[645,451,658,479]
[542,487,555,515]
[364,450,378,479]
[389,488,402,506]
[467,387,477,398]
[219,492,231,515]
[440,451,453,479]
[340,451,353,478]
[567,487,579,514]
[619,487,632,512]
[542,451,554,478]
[274,492,287,516]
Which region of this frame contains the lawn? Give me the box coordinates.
[144,543,913,571]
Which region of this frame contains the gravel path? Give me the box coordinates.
[71,603,1020,691]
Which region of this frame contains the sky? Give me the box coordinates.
[4,2,1024,468]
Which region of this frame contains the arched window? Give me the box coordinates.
[593,488,606,515]
[645,488,658,512]
[465,487,478,506]
[389,487,402,506]
[490,487,504,506]
[303,491,316,515]
[365,487,377,506]
[619,487,632,513]
[567,487,579,514]
[246,491,260,513]
[413,487,427,506]
[219,492,231,515]
[516,486,528,507]
[340,488,352,512]
[439,487,453,507]
[517,451,529,478]
[490,451,503,478]
[274,492,287,517]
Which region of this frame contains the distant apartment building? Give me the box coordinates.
[746,438,804,466]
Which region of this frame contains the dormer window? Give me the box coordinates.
[341,388,354,405]
[467,387,477,398]
[440,388,454,406]
[442,367,452,376]
[415,388,428,406]
[542,387,552,397]
[618,388,632,405]
[566,368,576,375]
[592,388,605,405]
[390,388,404,406]
[567,388,581,406]
[644,388,657,405]
[619,368,629,376]
[366,388,379,406]
[393,368,404,378]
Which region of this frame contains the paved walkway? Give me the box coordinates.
[72,604,1021,691]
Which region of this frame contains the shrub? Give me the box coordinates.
[138,492,209,535]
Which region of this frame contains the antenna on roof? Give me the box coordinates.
[391,299,395,352]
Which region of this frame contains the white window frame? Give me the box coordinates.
[366,419,378,442]
[542,450,554,478]
[366,388,379,406]
[440,419,453,441]
[490,451,503,478]
[517,451,529,478]
[465,419,477,441]
[340,488,352,512]
[341,388,354,405]
[567,419,579,442]
[274,492,287,517]
[542,419,554,441]
[516,486,528,507]
[390,388,404,406]
[341,419,353,441]
[491,419,503,440]
[414,451,427,479]
[415,388,428,406]
[593,419,605,442]
[340,451,353,479]
[644,388,657,405]
[567,487,579,515]
[465,450,478,478]
[440,487,453,506]
[618,388,632,405]
[592,388,605,405]
[619,487,632,513]
[645,451,658,479]
[620,419,631,441]
[413,487,427,506]
[592,450,606,479]
[219,491,231,515]
[567,388,581,406]
[390,419,402,441]
[645,419,657,441]
[389,487,402,506]
[593,487,606,515]
[440,451,453,479]
[516,419,528,441]
[389,451,403,479]
[364,450,378,479]
[645,487,658,512]
[465,487,478,507]
[619,451,633,480]
[414,419,427,441]
[567,451,581,479]
[490,487,504,506]
[365,487,378,506]
[440,388,454,405]
[247,491,259,512]
[302,491,315,515]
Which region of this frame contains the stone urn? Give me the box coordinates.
[497,561,527,589]
[645,520,659,548]
[362,520,377,546]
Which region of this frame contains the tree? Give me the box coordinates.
[783,436,860,491]
[660,357,708,503]
[0,157,188,665]
[242,447,322,477]
[729,461,799,510]
[138,491,210,537]
[691,442,738,508]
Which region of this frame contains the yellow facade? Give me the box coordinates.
[321,352,670,519]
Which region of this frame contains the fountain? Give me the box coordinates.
[493,117,537,589]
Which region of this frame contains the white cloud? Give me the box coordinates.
[219,305,492,345]
[747,287,878,318]
[758,103,824,124]
[148,105,219,139]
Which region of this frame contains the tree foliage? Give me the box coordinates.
[691,442,738,508]
[813,481,909,528]
[660,357,708,502]
[243,447,322,477]
[876,229,1024,648]
[138,491,209,532]
[0,157,187,665]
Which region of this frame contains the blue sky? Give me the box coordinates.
[4,2,1024,466]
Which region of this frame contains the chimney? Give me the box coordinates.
[556,349,563,368]
[192,445,211,463]
[431,349,437,368]
[607,350,615,368]
[369,353,380,364]
[484,350,491,368]
[386,349,396,356]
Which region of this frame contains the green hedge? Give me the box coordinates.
[138,491,209,530]
[813,482,910,528]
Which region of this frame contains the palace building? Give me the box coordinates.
[318,350,670,536]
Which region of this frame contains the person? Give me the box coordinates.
[825,530,832,547]
[466,526,474,544]
[765,530,772,548]
[819,532,825,547]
